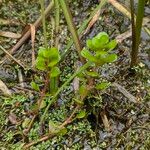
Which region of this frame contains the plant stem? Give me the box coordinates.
[130,0,146,67]
[58,0,84,62]
[54,0,60,47]
[130,0,136,66]
[40,61,91,124]
[50,0,60,95]
[60,0,107,62]
[39,0,48,48]
[24,74,50,134]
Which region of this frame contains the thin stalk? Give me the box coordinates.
[130,0,136,66]
[40,61,91,124]
[130,0,146,67]
[60,0,107,61]
[135,0,146,50]
[54,0,60,47]
[58,0,84,62]
[50,0,60,95]
[39,0,48,47]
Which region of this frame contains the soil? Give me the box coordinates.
[0,0,149,149]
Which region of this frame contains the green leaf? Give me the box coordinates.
[79,84,88,96]
[105,40,117,51]
[92,37,103,49]
[35,57,46,71]
[76,110,86,119]
[38,47,59,59]
[102,54,117,63]
[81,48,97,63]
[96,50,107,57]
[50,67,61,78]
[86,39,93,49]
[96,82,111,90]
[39,100,46,109]
[74,98,84,105]
[49,121,58,133]
[85,70,99,77]
[22,118,31,128]
[96,32,109,44]
[38,47,45,57]
[91,32,109,50]
[43,49,51,58]
[48,47,60,67]
[58,128,67,136]
[31,81,40,91]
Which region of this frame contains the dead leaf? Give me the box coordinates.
[30,24,36,67]
[84,9,101,35]
[0,18,20,26]
[8,112,19,125]
[0,31,21,39]
[116,29,132,43]
[112,82,137,103]
[100,110,111,131]
[0,79,11,96]
[108,0,131,19]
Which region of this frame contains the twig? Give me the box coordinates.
[60,105,80,128]
[1,0,54,64]
[18,69,25,88]
[0,79,12,96]
[23,134,52,149]
[0,30,21,39]
[83,8,101,35]
[29,24,36,68]
[108,0,132,19]
[24,75,50,134]
[100,110,111,131]
[115,29,132,43]
[0,18,20,26]
[58,0,84,63]
[112,82,137,103]
[0,45,26,69]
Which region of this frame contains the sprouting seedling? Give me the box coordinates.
[80,32,118,89]
[36,47,61,77]
[31,47,61,91]
[81,32,117,66]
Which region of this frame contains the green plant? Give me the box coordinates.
[25,32,117,148]
[35,47,61,106]
[81,32,117,66]
[130,0,146,67]
[40,32,117,125]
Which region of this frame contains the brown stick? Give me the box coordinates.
[23,75,50,135]
[1,1,54,63]
[112,82,137,103]
[23,134,51,149]
[0,45,26,69]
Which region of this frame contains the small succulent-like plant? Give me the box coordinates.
[81,32,117,66]
[31,47,61,92]
[35,47,61,77]
[79,32,117,91]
